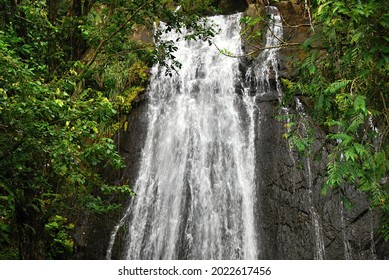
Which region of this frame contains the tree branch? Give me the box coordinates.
[78,1,151,77]
[304,0,315,31]
[213,41,300,59]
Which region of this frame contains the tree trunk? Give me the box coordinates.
[47,0,58,24]
[67,0,85,60]
[83,0,96,16]
[15,194,46,259]
[7,0,28,40]
[46,0,58,72]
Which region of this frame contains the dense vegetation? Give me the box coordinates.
[0,0,218,259]
[282,0,389,240]
[0,0,388,259]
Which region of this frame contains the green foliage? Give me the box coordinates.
[179,0,217,14]
[44,215,74,259]
[81,184,134,214]
[0,0,217,258]
[277,112,315,158]
[240,14,266,46]
[286,0,389,240]
[0,26,127,257]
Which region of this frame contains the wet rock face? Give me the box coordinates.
[244,1,389,260]
[251,96,389,259]
[108,97,150,260]
[253,101,314,259]
[116,98,149,187]
[237,2,389,259]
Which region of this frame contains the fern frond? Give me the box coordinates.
[324,79,352,94]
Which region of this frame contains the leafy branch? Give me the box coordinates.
[79,1,151,77]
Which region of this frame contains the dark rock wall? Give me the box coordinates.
[253,101,315,259]
[116,99,149,187]
[252,98,389,259]
[248,1,389,259]
[247,91,389,259]
[240,2,389,260]
[108,97,150,260]
[217,0,248,14]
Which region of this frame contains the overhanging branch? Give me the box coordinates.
[78,1,151,77]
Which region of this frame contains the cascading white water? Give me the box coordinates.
[246,6,283,96]
[369,212,377,260]
[110,13,258,260]
[107,7,286,260]
[340,197,352,260]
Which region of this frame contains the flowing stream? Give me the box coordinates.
[107,7,285,260]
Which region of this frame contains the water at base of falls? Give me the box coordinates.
[107,8,284,260]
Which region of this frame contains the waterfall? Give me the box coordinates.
[107,13,258,260]
[107,7,292,260]
[94,3,388,261]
